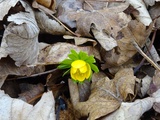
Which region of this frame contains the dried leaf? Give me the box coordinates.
[0,90,55,120]
[63,35,97,46]
[149,3,160,28]
[102,20,152,68]
[101,89,160,119]
[69,68,136,119]
[140,75,152,97]
[92,29,117,51]
[114,68,136,101]
[38,42,101,65]
[34,10,67,35]
[126,0,152,26]
[153,70,160,89]
[0,0,19,20]
[18,83,44,103]
[102,97,154,120]
[36,0,56,12]
[0,1,39,66]
[70,4,129,37]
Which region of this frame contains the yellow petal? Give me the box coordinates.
[71,67,77,74]
[76,70,85,82]
[71,60,86,68]
[79,65,87,73]
[85,63,91,79]
[70,70,77,80]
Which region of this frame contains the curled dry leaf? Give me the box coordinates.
[36,0,56,12]
[0,90,55,120]
[70,3,130,37]
[57,0,83,28]
[102,20,152,68]
[69,68,136,120]
[38,42,101,65]
[102,97,154,120]
[140,75,152,97]
[0,0,19,20]
[102,89,160,120]
[0,0,39,66]
[126,0,152,26]
[149,3,160,28]
[92,29,117,51]
[34,10,67,35]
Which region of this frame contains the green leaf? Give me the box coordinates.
[85,56,96,63]
[60,59,73,65]
[89,63,99,73]
[57,64,71,69]
[79,51,88,60]
[68,54,79,60]
[62,69,70,76]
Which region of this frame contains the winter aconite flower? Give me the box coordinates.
[58,50,99,83]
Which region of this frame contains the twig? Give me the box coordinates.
[127,28,160,71]
[33,1,80,37]
[134,30,157,73]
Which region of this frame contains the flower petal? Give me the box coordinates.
[86,63,91,79]
[71,60,86,68]
[79,65,87,73]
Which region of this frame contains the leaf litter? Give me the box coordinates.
[0,0,160,120]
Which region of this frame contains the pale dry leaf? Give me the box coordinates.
[0,58,36,76]
[102,97,154,120]
[101,89,160,120]
[36,0,56,12]
[34,10,67,35]
[38,42,101,65]
[126,0,152,26]
[63,35,97,46]
[70,3,130,37]
[92,29,117,51]
[114,68,136,101]
[102,20,152,68]
[0,0,19,20]
[57,0,83,28]
[145,39,160,63]
[69,68,136,119]
[144,0,156,6]
[140,75,152,97]
[149,3,160,28]
[69,78,121,120]
[153,70,160,89]
[0,0,39,66]
[0,90,55,120]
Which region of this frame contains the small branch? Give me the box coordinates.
[127,28,160,71]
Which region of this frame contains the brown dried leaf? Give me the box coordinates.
[153,70,160,89]
[69,68,136,119]
[38,42,101,65]
[0,91,55,120]
[149,3,160,28]
[70,3,129,37]
[34,10,67,35]
[114,68,136,101]
[0,1,39,66]
[36,0,56,12]
[102,20,152,68]
[69,78,121,120]
[0,0,19,20]
[18,83,44,103]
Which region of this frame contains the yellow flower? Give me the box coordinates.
[70,60,91,82]
[58,50,99,83]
